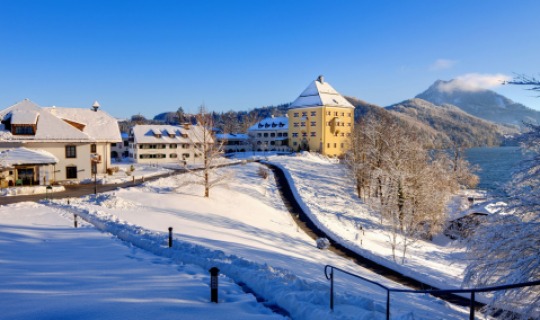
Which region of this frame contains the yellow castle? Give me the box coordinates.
[287,76,355,157]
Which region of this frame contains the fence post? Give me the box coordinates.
[470,291,475,320]
[74,214,78,228]
[168,227,173,248]
[386,291,390,320]
[330,267,334,311]
[209,267,220,303]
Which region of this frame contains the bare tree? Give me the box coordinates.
[181,105,230,198]
[505,74,540,94]
[348,111,476,262]
[464,123,540,319]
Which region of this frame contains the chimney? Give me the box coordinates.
[317,75,324,84]
[92,101,100,112]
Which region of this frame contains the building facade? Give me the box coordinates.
[111,132,130,160]
[129,124,213,164]
[215,133,251,154]
[247,116,291,152]
[287,76,355,157]
[0,99,121,185]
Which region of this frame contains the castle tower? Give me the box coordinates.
[288,76,355,157]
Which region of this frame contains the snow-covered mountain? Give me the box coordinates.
[416,80,540,126]
[387,98,516,147]
[346,96,518,148]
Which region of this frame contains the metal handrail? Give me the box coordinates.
[325,264,540,320]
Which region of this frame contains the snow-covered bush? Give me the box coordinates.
[316,237,330,250]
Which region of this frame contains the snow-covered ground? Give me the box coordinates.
[0,203,283,320]
[0,156,478,319]
[267,153,469,290]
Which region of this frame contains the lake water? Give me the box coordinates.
[464,146,523,195]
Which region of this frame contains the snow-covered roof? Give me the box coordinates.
[11,110,38,125]
[0,99,121,143]
[0,147,58,167]
[45,106,122,142]
[248,116,288,132]
[289,76,354,109]
[215,133,249,140]
[132,124,213,144]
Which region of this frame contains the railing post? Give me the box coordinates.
[74,213,78,228]
[470,291,475,320]
[168,227,173,248]
[386,291,390,320]
[330,267,334,311]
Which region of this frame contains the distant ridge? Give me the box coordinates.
[345,96,518,148]
[416,79,540,126]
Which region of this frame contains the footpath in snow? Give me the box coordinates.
[0,202,285,320]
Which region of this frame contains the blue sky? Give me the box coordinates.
[1,0,539,118]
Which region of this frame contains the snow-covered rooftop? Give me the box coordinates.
[0,147,58,167]
[248,116,288,132]
[215,133,249,140]
[0,99,121,142]
[11,110,38,125]
[132,124,213,145]
[289,75,354,109]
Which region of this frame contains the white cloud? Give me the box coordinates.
[437,73,511,93]
[429,59,458,71]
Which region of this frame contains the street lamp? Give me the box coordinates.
[91,153,101,195]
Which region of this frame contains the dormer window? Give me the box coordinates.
[151,128,162,138]
[13,125,35,135]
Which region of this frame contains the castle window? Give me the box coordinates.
[302,112,307,117]
[310,132,316,137]
[310,121,316,126]
[310,111,316,116]
[293,113,299,117]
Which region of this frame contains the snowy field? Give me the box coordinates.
[0,157,477,319]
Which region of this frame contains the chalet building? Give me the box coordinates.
[247,116,291,152]
[215,133,251,154]
[287,76,354,157]
[129,124,213,164]
[0,99,121,186]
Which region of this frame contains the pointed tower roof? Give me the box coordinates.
[289,75,354,109]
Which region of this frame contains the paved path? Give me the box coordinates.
[0,171,179,206]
